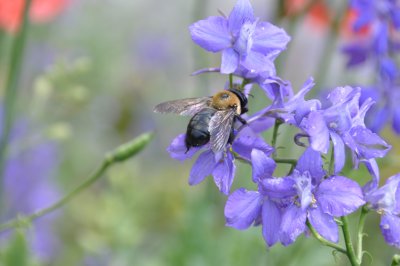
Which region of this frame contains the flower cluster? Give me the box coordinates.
[342,0,400,134]
[164,0,400,258]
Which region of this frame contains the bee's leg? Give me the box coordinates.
[235,115,247,125]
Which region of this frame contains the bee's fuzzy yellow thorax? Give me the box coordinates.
[211,91,241,115]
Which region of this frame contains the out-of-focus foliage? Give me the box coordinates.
[0,0,399,265]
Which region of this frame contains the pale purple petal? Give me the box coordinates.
[303,111,330,154]
[259,177,296,199]
[252,22,290,55]
[251,149,276,182]
[228,0,255,33]
[233,127,273,160]
[291,170,312,210]
[362,159,380,194]
[380,214,400,249]
[295,148,325,185]
[224,188,262,229]
[221,48,239,74]
[330,132,345,175]
[262,200,281,246]
[189,150,216,186]
[349,126,391,159]
[316,176,365,217]
[308,207,339,243]
[280,205,307,246]
[241,51,275,73]
[189,16,231,52]
[366,174,400,213]
[167,134,200,161]
[213,152,236,195]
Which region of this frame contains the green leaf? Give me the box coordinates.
[392,254,400,266]
[2,230,29,266]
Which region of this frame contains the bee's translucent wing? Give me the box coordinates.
[154,97,211,116]
[209,109,235,153]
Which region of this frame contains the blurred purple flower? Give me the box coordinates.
[365,174,400,248]
[189,0,290,74]
[167,128,273,195]
[1,120,60,261]
[224,148,365,246]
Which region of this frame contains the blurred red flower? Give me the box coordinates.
[340,8,371,39]
[284,0,331,30]
[0,0,68,33]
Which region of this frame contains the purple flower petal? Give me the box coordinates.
[295,148,325,185]
[221,48,239,74]
[252,22,290,56]
[251,149,276,182]
[213,152,236,195]
[380,214,400,249]
[224,188,262,230]
[241,51,275,73]
[349,126,391,159]
[189,16,231,52]
[280,205,307,246]
[308,207,339,243]
[262,200,281,247]
[291,170,313,210]
[304,111,330,154]
[233,127,273,160]
[228,0,255,34]
[330,132,345,174]
[316,176,365,217]
[366,174,400,214]
[259,177,296,199]
[189,150,216,186]
[167,134,201,161]
[362,159,380,194]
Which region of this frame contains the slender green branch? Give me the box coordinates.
[356,206,369,264]
[0,0,32,187]
[306,219,347,254]
[274,158,297,166]
[341,216,359,266]
[271,119,282,158]
[0,132,154,233]
[229,73,233,89]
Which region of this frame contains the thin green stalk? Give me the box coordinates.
[274,158,297,166]
[229,73,233,89]
[356,206,369,264]
[341,216,359,266]
[0,0,32,187]
[271,119,282,158]
[306,219,347,254]
[0,132,154,233]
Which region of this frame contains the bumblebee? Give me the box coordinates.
[154,88,248,153]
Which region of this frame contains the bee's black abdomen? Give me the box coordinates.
[185,108,216,150]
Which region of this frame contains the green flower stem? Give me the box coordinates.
[0,132,154,233]
[341,216,359,266]
[356,205,369,264]
[0,0,32,188]
[271,119,282,158]
[274,158,297,166]
[306,219,347,255]
[229,73,233,89]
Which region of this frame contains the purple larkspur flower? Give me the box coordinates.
[189,0,290,74]
[167,128,273,195]
[300,86,391,173]
[365,174,400,249]
[224,148,365,246]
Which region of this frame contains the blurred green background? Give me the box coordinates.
[0,0,399,265]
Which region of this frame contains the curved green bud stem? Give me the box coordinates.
[306,219,347,255]
[271,119,282,158]
[341,216,359,266]
[0,132,154,233]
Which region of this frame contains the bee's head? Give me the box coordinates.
[211,89,248,115]
[228,88,248,114]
